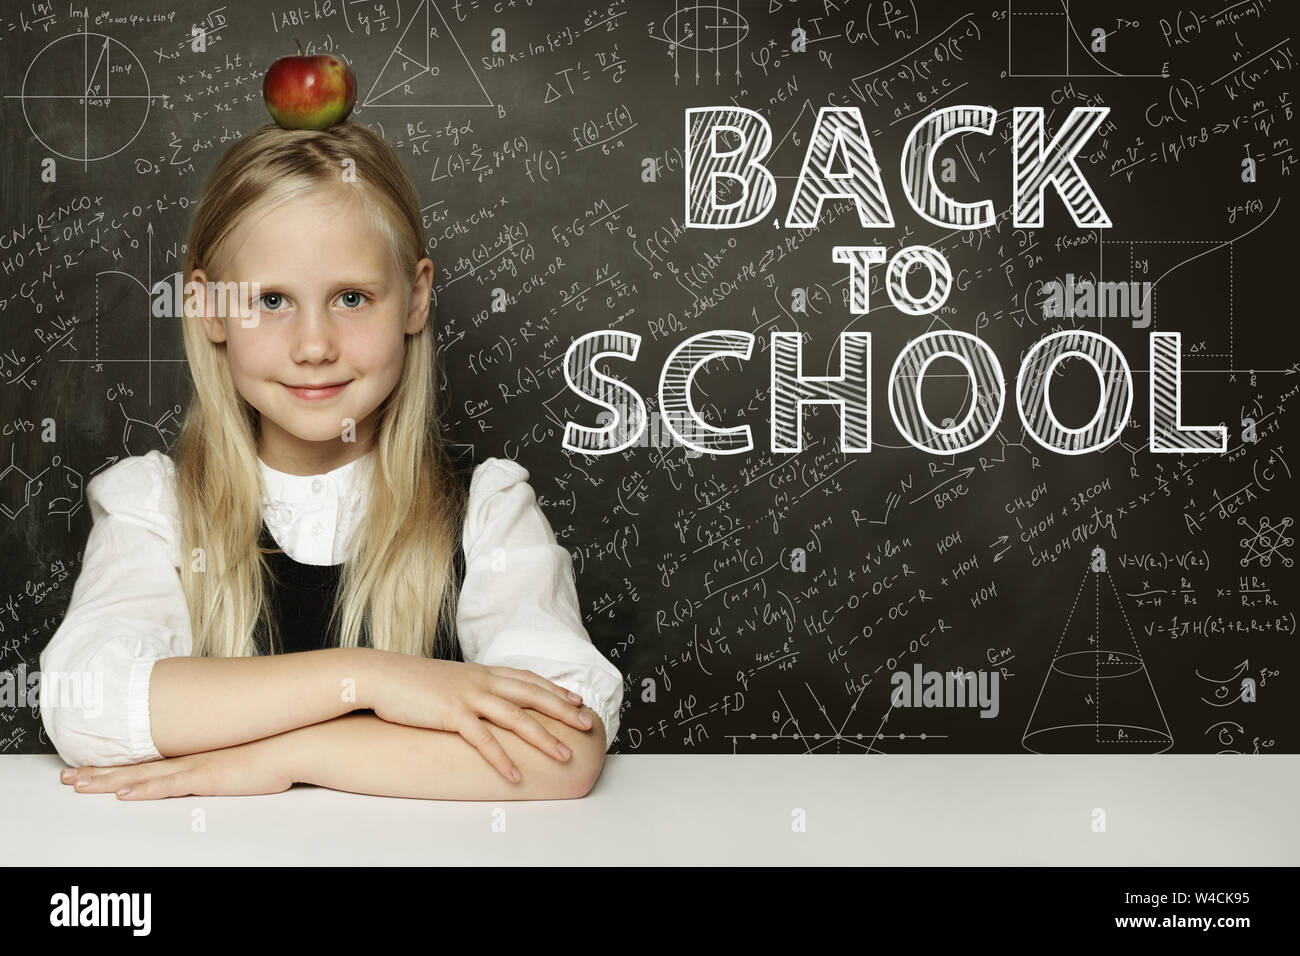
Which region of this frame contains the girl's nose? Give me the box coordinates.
[289,307,341,359]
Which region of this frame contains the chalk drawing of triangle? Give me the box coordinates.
[86,37,111,96]
[361,0,494,108]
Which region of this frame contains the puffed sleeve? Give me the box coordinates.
[456,457,624,752]
[39,450,193,767]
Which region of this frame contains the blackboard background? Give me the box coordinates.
[1,0,1295,755]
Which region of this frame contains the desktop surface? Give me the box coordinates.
[4,754,1296,865]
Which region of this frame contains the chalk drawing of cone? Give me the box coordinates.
[1022,547,1174,753]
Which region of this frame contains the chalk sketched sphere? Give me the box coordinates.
[661,4,750,53]
[17,28,153,164]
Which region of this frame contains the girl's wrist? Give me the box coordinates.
[258,723,314,787]
[340,645,391,713]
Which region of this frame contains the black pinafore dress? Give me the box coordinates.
[253,519,466,662]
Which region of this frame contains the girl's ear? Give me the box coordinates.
[188,268,226,343]
[405,258,435,335]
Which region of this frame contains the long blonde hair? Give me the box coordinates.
[176,122,466,660]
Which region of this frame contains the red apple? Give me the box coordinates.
[263,40,356,130]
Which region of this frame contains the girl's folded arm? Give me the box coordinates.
[40,507,386,768]
[275,708,605,800]
[456,458,625,760]
[150,646,387,759]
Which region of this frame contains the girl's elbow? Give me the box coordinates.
[41,704,84,768]
[46,731,106,770]
[43,711,139,770]
[565,749,606,799]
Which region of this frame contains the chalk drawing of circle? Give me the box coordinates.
[663,5,750,53]
[20,31,151,163]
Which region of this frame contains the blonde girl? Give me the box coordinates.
[40,122,622,801]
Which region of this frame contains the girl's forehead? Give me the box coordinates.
[245,186,371,230]
[225,189,393,276]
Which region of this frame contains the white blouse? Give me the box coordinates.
[38,449,623,767]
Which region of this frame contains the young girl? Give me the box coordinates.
[40,122,622,801]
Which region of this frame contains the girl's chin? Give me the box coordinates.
[258,416,362,444]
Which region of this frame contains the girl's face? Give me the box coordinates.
[193,186,433,476]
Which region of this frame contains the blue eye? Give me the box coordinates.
[259,292,285,311]
[337,290,369,309]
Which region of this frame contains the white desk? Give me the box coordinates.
[4,754,1297,865]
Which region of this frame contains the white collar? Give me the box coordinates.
[258,449,376,505]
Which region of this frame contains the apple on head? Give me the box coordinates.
[263,39,357,130]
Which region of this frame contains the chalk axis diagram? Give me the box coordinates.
[1006,0,1168,79]
[361,0,494,108]
[8,28,158,167]
[1022,553,1174,753]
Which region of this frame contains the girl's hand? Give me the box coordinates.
[368,656,595,783]
[58,736,295,800]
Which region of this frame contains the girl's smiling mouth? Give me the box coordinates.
[282,380,351,401]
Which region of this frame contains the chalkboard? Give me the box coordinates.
[1,0,1296,757]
